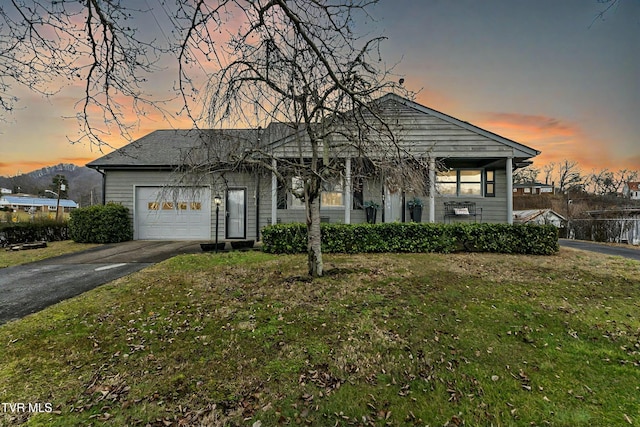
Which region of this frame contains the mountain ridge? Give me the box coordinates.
[0,163,102,206]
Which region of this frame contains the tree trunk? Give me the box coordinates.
[307,196,323,277]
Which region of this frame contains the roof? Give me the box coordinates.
[379,93,540,159]
[513,209,566,223]
[87,94,541,169]
[626,182,640,191]
[87,128,260,169]
[0,195,79,208]
[514,182,554,188]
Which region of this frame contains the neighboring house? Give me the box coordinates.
[623,182,640,200]
[87,93,540,241]
[513,182,554,195]
[513,209,566,228]
[0,195,79,213]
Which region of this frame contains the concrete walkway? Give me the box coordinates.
[0,241,202,325]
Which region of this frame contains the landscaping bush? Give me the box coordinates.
[261,222,559,255]
[69,203,133,243]
[0,219,69,245]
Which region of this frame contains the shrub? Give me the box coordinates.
[261,222,559,256]
[0,219,69,245]
[69,203,133,243]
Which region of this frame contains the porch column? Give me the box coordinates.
[506,157,513,225]
[271,159,278,225]
[344,157,352,224]
[429,157,436,223]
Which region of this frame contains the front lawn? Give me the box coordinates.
[1,249,639,426]
[0,241,99,268]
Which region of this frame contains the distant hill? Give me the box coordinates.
[0,163,103,207]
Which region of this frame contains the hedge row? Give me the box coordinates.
[0,220,70,246]
[69,203,133,244]
[261,222,559,255]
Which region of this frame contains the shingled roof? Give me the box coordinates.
[87,128,261,169]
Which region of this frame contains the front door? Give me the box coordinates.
[226,189,246,239]
[384,186,403,223]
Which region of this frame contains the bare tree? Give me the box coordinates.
[542,162,556,186]
[557,160,583,194]
[589,168,638,195]
[513,166,540,184]
[0,1,167,147]
[2,1,426,277]
[179,1,426,277]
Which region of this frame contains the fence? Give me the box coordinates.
[569,218,640,245]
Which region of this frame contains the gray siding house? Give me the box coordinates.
[87,94,540,241]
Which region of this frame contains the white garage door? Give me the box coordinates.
[135,187,211,240]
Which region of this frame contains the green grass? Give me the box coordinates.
[1,249,639,426]
[0,241,99,268]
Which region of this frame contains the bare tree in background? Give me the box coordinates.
[542,162,556,186]
[557,160,583,194]
[588,168,638,195]
[513,165,540,184]
[2,0,429,277]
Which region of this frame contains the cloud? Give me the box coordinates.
[475,112,627,171]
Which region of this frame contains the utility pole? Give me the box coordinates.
[56,182,65,221]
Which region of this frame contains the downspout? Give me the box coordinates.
[96,169,106,205]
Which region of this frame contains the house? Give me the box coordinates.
[0,195,79,213]
[87,94,540,241]
[513,182,554,195]
[513,209,565,228]
[623,182,640,200]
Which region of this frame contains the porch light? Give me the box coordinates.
[214,195,222,206]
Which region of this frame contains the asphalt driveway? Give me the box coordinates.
[559,239,640,261]
[0,241,202,325]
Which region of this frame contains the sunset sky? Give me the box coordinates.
[0,0,638,177]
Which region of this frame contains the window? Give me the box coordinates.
[178,202,188,210]
[436,170,457,196]
[321,180,344,207]
[485,170,495,197]
[148,202,159,210]
[190,202,202,211]
[162,201,174,210]
[459,170,482,196]
[436,169,483,197]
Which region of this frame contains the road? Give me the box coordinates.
[559,239,640,262]
[0,241,202,325]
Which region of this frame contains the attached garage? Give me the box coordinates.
[135,186,211,240]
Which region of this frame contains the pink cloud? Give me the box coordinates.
[475,112,634,171]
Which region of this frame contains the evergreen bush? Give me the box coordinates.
[69,203,133,243]
[261,222,559,256]
[0,219,69,245]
